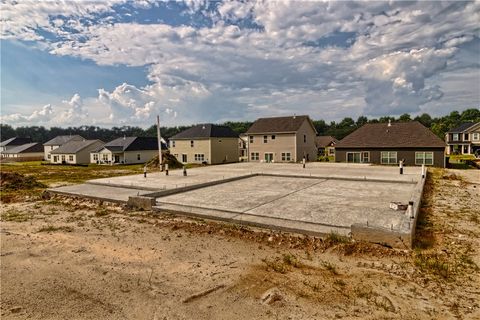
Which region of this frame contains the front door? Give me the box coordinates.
[347,152,361,163]
[182,154,187,163]
[114,155,120,163]
[264,153,273,163]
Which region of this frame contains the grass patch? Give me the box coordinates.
[1,209,32,222]
[325,232,351,245]
[321,261,339,275]
[262,253,303,274]
[37,225,74,233]
[413,251,452,279]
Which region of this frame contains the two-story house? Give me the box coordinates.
[445,122,480,157]
[169,124,239,165]
[246,115,317,163]
[43,135,84,161]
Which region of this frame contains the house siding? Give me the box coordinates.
[209,138,239,164]
[445,123,480,155]
[335,147,445,168]
[247,133,296,162]
[170,139,211,164]
[123,150,158,164]
[295,120,318,162]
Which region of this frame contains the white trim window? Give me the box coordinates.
[137,154,141,160]
[381,151,397,164]
[263,135,268,143]
[250,152,259,161]
[69,155,74,162]
[415,152,434,165]
[171,140,175,148]
[473,133,480,141]
[102,154,108,161]
[452,133,459,141]
[190,140,194,147]
[281,152,291,161]
[194,154,205,162]
[249,136,253,143]
[93,154,99,161]
[346,151,369,163]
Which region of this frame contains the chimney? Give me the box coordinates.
[388,119,392,127]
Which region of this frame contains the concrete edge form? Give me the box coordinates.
[46,188,126,204]
[87,181,162,191]
[350,172,427,249]
[153,203,351,237]
[127,196,156,210]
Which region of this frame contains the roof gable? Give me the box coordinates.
[336,121,445,148]
[315,136,338,147]
[448,122,480,133]
[171,124,239,139]
[246,115,315,134]
[0,137,32,147]
[44,135,84,146]
[51,139,103,154]
[3,143,43,154]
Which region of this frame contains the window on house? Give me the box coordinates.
[452,133,459,141]
[171,140,175,148]
[249,136,253,143]
[93,154,98,161]
[281,152,291,161]
[328,148,335,156]
[47,154,51,159]
[69,155,74,161]
[346,152,361,163]
[465,133,469,140]
[271,135,275,140]
[137,154,141,160]
[303,135,306,143]
[61,155,65,162]
[250,152,259,161]
[473,133,480,141]
[103,154,108,161]
[381,151,397,164]
[194,154,205,161]
[415,152,434,165]
[362,152,370,163]
[263,135,268,143]
[190,140,194,147]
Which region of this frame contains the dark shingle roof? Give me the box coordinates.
[44,135,84,146]
[336,122,445,148]
[51,140,103,154]
[246,115,314,134]
[171,124,239,139]
[315,136,338,148]
[448,122,478,133]
[0,137,32,147]
[3,143,43,154]
[97,137,164,152]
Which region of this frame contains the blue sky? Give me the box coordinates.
[1,0,479,128]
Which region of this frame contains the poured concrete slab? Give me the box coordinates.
[155,175,415,236]
[87,162,421,191]
[48,184,152,203]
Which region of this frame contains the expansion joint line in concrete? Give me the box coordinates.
[239,178,329,214]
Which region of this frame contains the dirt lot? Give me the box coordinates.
[1,168,479,319]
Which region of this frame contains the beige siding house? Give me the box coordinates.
[43,135,84,161]
[246,115,318,163]
[90,137,162,164]
[445,122,480,156]
[169,124,239,165]
[50,139,104,165]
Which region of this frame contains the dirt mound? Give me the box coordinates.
[0,172,46,191]
[146,151,183,169]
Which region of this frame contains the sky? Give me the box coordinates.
[1,0,479,128]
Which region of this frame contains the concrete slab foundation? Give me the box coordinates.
[48,162,425,248]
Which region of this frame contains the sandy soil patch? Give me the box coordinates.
[1,168,479,319]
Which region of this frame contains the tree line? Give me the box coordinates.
[1,108,479,143]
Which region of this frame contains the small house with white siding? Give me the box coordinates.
[90,137,161,165]
[50,139,104,165]
[43,135,84,161]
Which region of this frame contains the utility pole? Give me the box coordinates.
[157,115,163,171]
